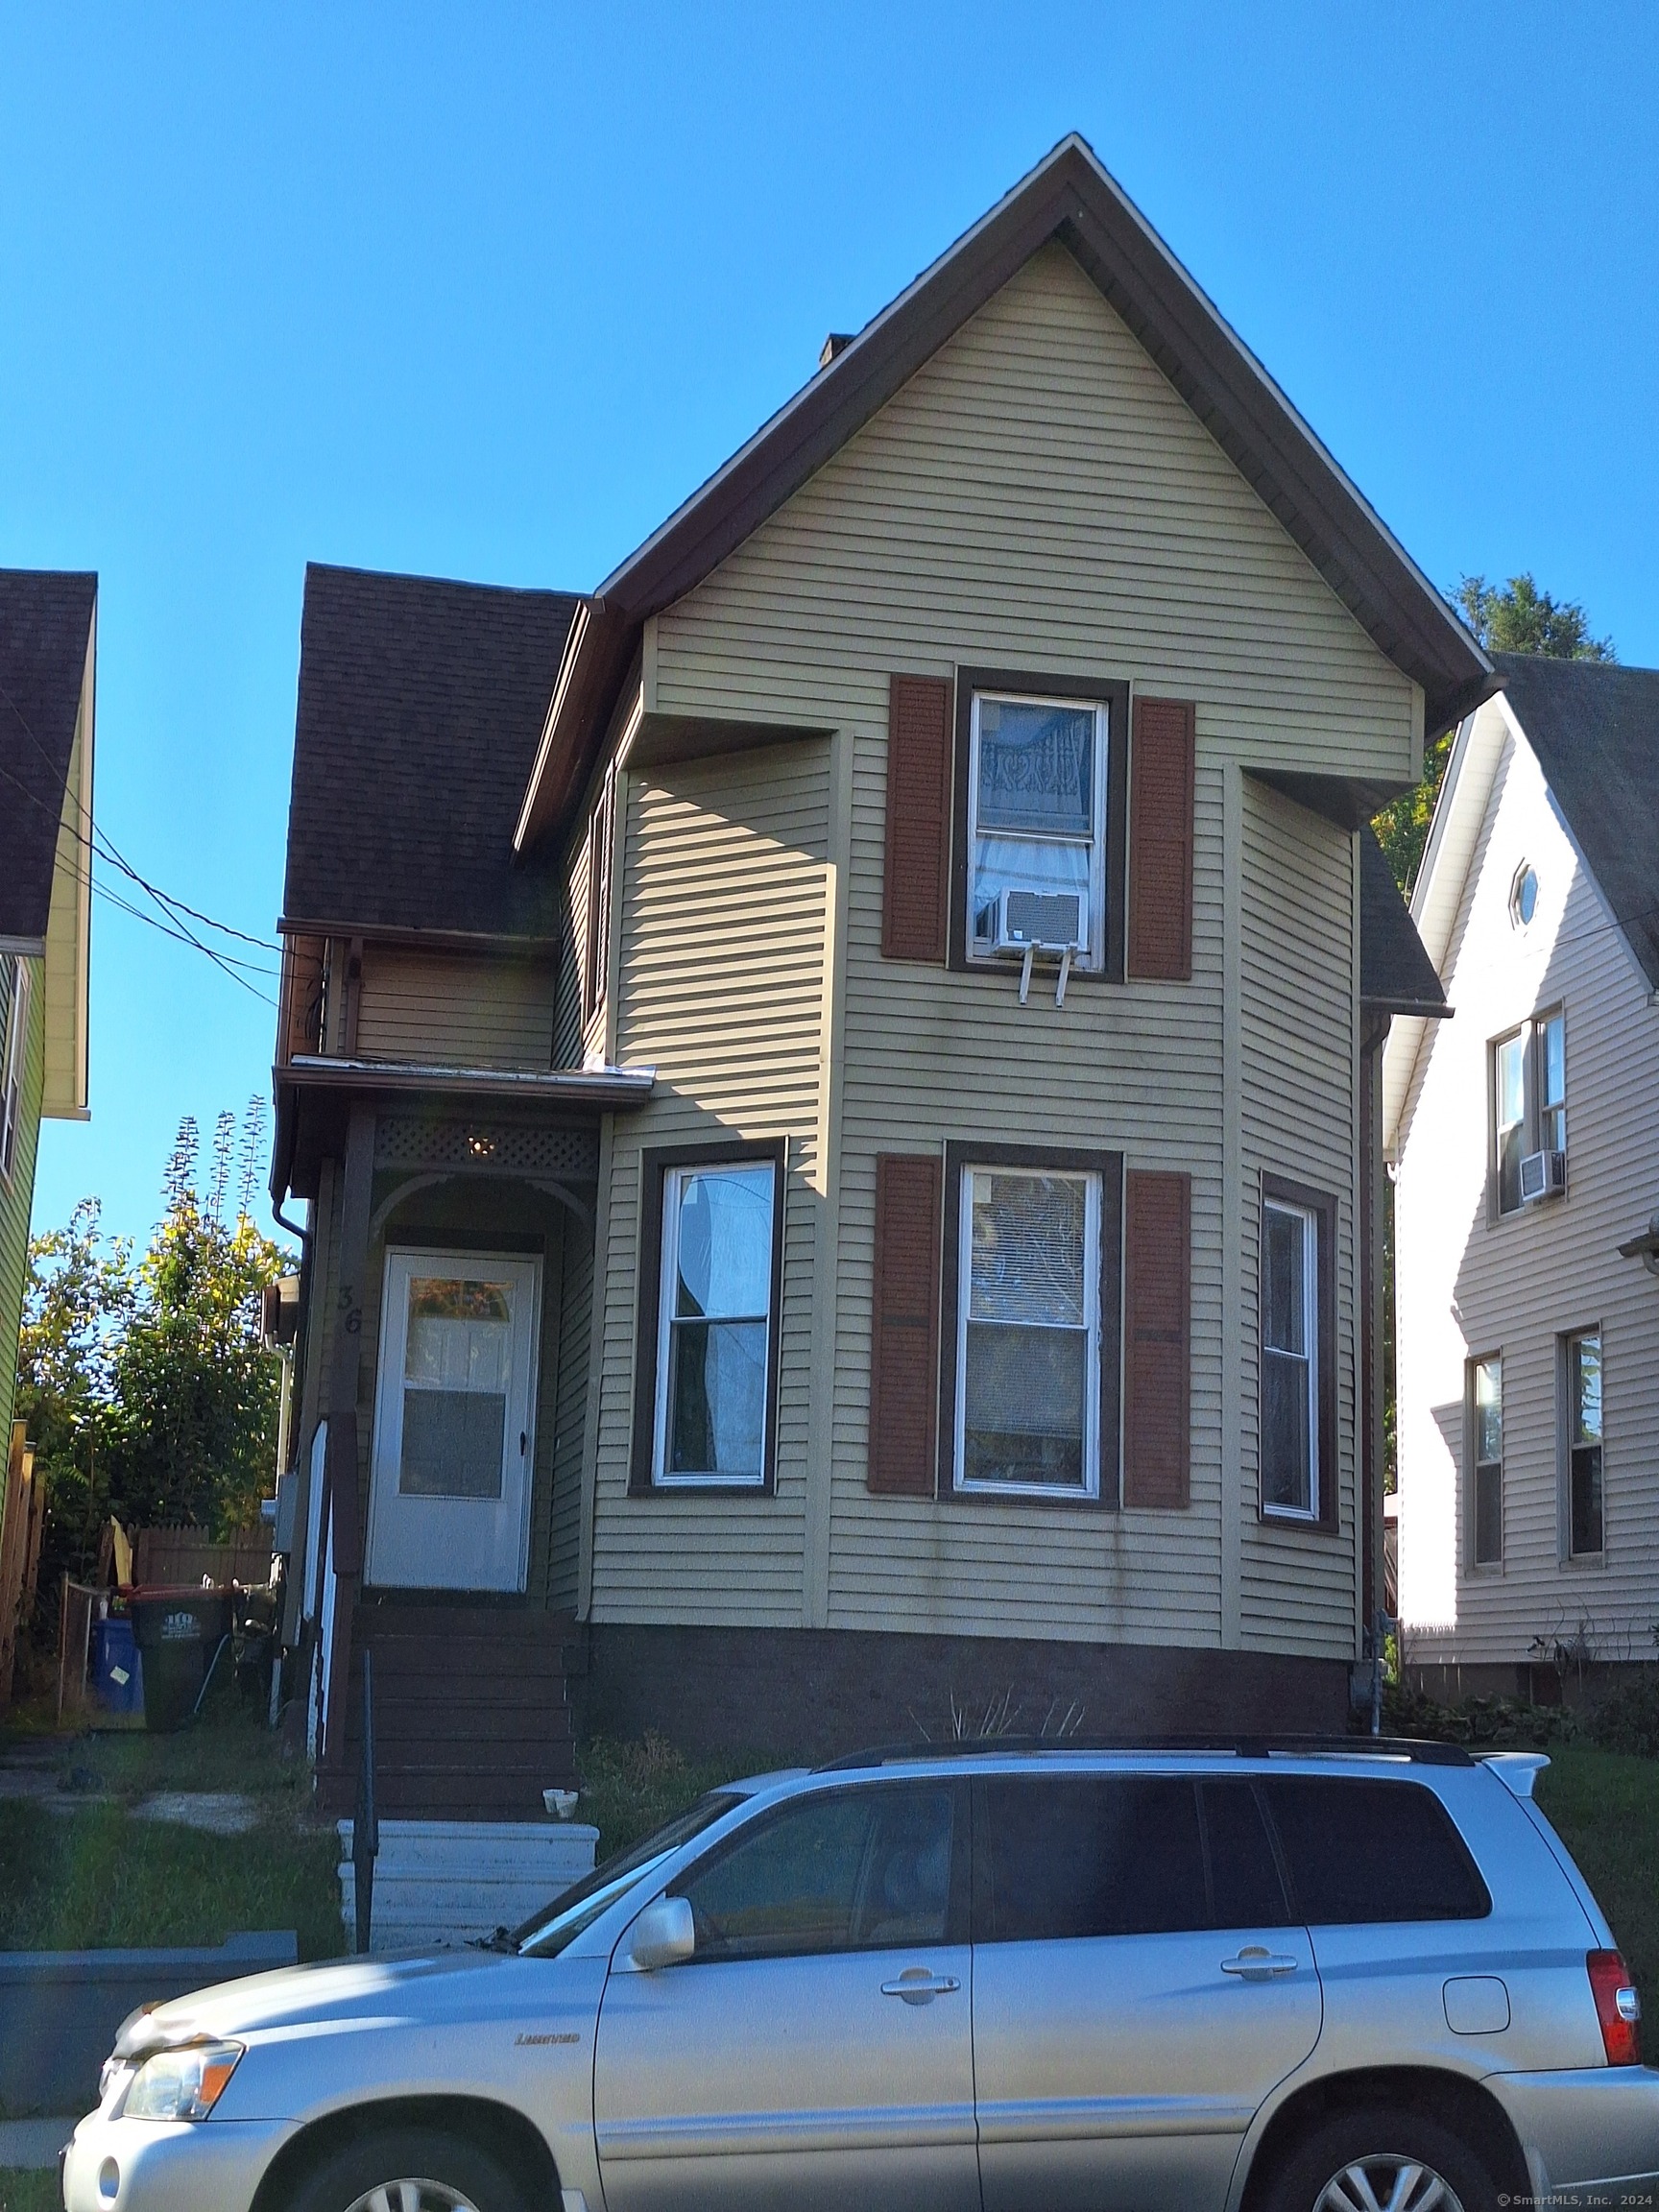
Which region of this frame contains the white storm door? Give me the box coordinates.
[366,1250,540,1591]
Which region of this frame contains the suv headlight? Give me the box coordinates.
[122,2041,244,2122]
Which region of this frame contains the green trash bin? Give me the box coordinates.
[130,1588,231,1732]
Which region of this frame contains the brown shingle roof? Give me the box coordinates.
[0,569,96,946]
[281,564,578,941]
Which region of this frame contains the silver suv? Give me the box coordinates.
[64,1739,1658,2212]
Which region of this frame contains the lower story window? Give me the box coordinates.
[654,1160,778,1485]
[1262,1194,1319,1519]
[954,1166,1100,1496]
[1469,1355,1503,1567]
[1565,1327,1603,1556]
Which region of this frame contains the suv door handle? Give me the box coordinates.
[1220,1948,1300,1980]
[880,1970,962,2005]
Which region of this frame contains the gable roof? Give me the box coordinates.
[1359,824,1449,1018]
[515,132,1494,851]
[281,564,579,943]
[0,568,97,947]
[1490,651,1659,991]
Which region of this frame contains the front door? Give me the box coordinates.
[593,1780,979,2212]
[365,1249,539,1591]
[972,1772,1322,2212]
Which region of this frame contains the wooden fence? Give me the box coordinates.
[132,1526,274,1589]
[0,1422,45,1712]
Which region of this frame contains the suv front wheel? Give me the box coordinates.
[286,2125,532,2212]
[1264,2104,1499,2212]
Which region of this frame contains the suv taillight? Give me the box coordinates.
[1588,1949,1642,2065]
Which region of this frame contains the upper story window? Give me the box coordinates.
[0,955,31,1185]
[967,691,1108,969]
[1491,1009,1566,1215]
[1468,1354,1503,1567]
[953,1166,1101,1498]
[1564,1327,1603,1557]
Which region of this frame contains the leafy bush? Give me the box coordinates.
[1585,1672,1659,1761]
[1382,1678,1578,1749]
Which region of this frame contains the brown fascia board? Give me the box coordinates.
[276,917,562,954]
[515,133,1492,854]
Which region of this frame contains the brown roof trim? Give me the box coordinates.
[281,1053,655,1106]
[277,917,563,954]
[515,133,1492,853]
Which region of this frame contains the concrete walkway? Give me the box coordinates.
[0,2114,78,2169]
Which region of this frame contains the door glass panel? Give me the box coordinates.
[672,1785,955,1961]
[980,1777,1208,1941]
[399,1275,513,1499]
[1261,1779,1490,1924]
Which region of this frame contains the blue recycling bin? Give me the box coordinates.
[89,1617,144,1716]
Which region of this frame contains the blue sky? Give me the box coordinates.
[4,3,1655,1252]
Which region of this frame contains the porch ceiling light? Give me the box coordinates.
[465,1131,497,1161]
[1617,1211,1659,1278]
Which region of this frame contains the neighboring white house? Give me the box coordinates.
[1386,654,1659,1694]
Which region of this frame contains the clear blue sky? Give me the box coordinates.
[5,3,1655,1253]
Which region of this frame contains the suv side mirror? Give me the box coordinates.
[628,1895,695,1971]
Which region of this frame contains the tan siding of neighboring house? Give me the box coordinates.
[355,950,555,1069]
[1397,708,1659,1665]
[591,239,1406,1650]
[588,745,830,1623]
[0,959,46,1452]
[1238,779,1359,1657]
[41,693,91,1118]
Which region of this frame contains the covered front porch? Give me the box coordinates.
[273,1051,650,1817]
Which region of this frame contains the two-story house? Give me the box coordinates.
[270,137,1489,1814]
[0,569,97,1695]
[1388,656,1659,1696]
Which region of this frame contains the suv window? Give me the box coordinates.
[978,1776,1290,1942]
[1261,1778,1490,1924]
[671,1784,957,1961]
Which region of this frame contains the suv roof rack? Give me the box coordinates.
[812,1734,1474,1772]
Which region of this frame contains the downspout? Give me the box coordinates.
[1358,1013,1389,1733]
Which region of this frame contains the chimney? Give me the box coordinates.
[818,332,854,371]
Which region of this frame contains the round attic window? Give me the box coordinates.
[1510,864,1539,929]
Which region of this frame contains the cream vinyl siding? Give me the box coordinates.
[588,744,830,1623]
[355,950,555,1069]
[41,692,91,1118]
[553,829,591,1070]
[1239,780,1358,1658]
[1396,708,1659,1666]
[600,239,1398,1649]
[547,1222,592,1611]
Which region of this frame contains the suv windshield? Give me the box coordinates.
[512,1792,747,1958]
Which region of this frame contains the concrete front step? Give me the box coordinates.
[337,1817,599,1953]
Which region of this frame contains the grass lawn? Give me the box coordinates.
[0,1694,343,1961]
[1534,1743,1659,1996]
[0,2175,60,2212]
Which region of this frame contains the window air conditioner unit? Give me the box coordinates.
[995,887,1088,954]
[1519,1149,1566,1204]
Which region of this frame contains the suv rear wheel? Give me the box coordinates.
[286,2125,532,2212]
[1264,2104,1498,2212]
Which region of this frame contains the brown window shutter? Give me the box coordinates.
[868,1153,943,1495]
[1128,697,1195,981]
[1123,1169,1190,1508]
[882,675,953,963]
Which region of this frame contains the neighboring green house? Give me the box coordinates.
[0,570,97,1455]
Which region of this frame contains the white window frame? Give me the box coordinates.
[1491,1007,1566,1216]
[1561,1326,1604,1561]
[0,956,31,1185]
[966,690,1109,970]
[1261,1196,1320,1523]
[952,1165,1102,1500]
[652,1160,777,1489]
[1468,1353,1503,1570]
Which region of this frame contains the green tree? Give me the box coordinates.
[1372,573,1618,896]
[14,1201,133,1582]
[105,1104,294,1537]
